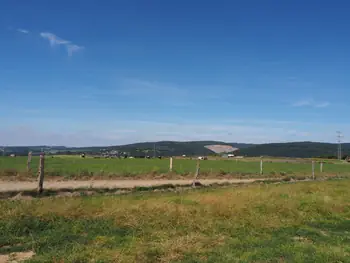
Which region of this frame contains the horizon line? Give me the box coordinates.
[0,140,347,148]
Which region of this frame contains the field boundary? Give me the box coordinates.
[0,178,274,192]
[0,177,324,199]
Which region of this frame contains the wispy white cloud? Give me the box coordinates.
[292,100,311,107]
[314,102,330,108]
[17,28,29,34]
[40,32,84,56]
[292,99,330,108]
[40,32,70,46]
[66,44,84,57]
[13,29,84,56]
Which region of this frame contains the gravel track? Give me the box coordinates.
[0,178,269,192]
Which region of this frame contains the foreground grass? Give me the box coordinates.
[1,179,350,262]
[1,156,349,179]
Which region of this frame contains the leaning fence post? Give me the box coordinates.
[37,153,45,194]
[169,157,173,172]
[260,157,263,175]
[312,161,315,180]
[192,159,200,187]
[27,151,32,172]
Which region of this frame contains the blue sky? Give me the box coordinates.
[0,0,349,146]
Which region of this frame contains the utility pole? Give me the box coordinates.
[153,143,156,158]
[337,131,343,160]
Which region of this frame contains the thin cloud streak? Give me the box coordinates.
[40,32,70,46]
[40,32,84,56]
[66,44,84,57]
[292,100,311,107]
[17,28,29,34]
[314,102,330,108]
[292,99,330,108]
[12,29,84,56]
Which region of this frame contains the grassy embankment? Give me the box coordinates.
[1,179,350,262]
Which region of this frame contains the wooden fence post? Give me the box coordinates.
[320,162,323,173]
[192,159,200,187]
[260,157,263,175]
[169,157,173,172]
[312,161,315,180]
[27,151,32,172]
[37,153,45,194]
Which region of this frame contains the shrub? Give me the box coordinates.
[218,168,226,176]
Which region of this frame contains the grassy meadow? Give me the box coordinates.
[1,179,350,262]
[0,155,350,180]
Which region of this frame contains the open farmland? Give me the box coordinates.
[0,156,350,180]
[1,179,350,262]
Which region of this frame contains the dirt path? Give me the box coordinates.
[0,178,270,192]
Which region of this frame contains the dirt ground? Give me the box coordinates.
[0,178,269,192]
[0,251,35,263]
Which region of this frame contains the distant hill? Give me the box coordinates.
[108,141,253,157]
[240,142,350,158]
[0,146,67,155]
[1,141,349,158]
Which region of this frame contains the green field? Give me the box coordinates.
[0,156,349,179]
[1,179,350,262]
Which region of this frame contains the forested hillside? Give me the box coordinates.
[1,141,348,158]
